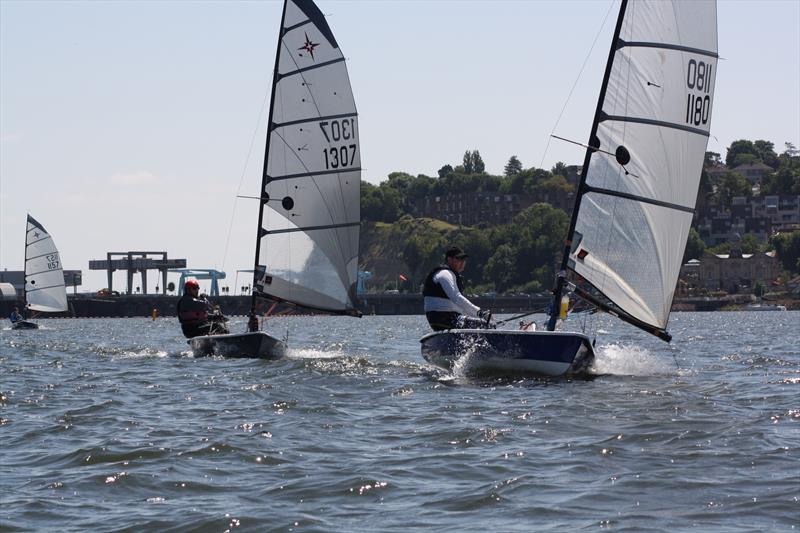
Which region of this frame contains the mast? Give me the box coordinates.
[23,214,29,310]
[249,0,290,331]
[547,0,629,332]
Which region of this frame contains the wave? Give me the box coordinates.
[591,343,677,376]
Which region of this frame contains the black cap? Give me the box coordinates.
[445,246,468,259]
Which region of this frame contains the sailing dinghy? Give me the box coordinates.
[12,215,69,330]
[188,0,361,358]
[422,0,718,377]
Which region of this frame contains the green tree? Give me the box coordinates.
[683,228,706,262]
[754,139,780,168]
[484,244,517,292]
[507,203,570,288]
[770,230,800,274]
[528,174,574,197]
[761,148,800,195]
[551,161,569,178]
[739,233,761,254]
[704,151,722,167]
[405,174,436,204]
[470,150,486,174]
[505,155,523,177]
[725,139,758,168]
[715,171,752,204]
[438,164,453,178]
[361,182,402,222]
[462,150,474,174]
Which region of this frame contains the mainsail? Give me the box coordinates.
[552,0,718,340]
[24,215,68,313]
[252,0,360,316]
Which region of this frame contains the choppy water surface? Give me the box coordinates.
[1,312,798,531]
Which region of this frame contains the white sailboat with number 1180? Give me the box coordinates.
[421,0,718,376]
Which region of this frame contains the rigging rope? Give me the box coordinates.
[538,0,617,169]
[219,81,272,273]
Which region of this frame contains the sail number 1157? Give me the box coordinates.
[685,59,713,127]
[46,253,60,270]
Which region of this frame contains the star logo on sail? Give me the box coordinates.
[298,32,319,60]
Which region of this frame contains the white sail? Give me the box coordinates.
[24,215,68,313]
[254,0,360,314]
[566,0,718,331]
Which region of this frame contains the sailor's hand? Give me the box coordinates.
[478,308,492,321]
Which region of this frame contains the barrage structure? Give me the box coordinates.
[89,252,186,295]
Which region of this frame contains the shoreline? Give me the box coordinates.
[2,293,797,318]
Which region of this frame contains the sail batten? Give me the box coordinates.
[262,221,360,236]
[275,112,358,129]
[600,114,710,136]
[266,168,362,182]
[618,40,718,58]
[583,185,696,213]
[251,0,360,316]
[550,0,717,339]
[278,58,346,80]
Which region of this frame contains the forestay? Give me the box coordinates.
[566,0,718,333]
[253,0,360,315]
[25,215,68,313]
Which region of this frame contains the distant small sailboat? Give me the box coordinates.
[422,0,718,376]
[189,0,361,358]
[12,215,69,330]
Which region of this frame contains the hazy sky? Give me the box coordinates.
[1,0,798,292]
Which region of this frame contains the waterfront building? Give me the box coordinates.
[696,249,780,293]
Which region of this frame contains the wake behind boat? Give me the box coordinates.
[186,0,361,358]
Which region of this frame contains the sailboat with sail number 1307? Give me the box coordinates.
[189,0,361,358]
[421,0,718,376]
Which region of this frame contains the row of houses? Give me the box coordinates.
[696,195,800,246]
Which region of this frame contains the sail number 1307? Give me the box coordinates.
[685,59,713,127]
[320,119,357,170]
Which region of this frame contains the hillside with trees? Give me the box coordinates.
[360,141,800,295]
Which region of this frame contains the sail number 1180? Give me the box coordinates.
[685,59,713,127]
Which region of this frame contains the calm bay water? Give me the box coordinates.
[1,311,798,532]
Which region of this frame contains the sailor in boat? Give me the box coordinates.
[423,246,494,331]
[176,279,230,338]
[8,306,23,325]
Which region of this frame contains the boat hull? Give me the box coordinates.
[11,320,39,330]
[420,329,595,377]
[188,331,286,359]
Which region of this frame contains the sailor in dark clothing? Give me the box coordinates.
[176,279,230,338]
[8,306,23,324]
[423,246,493,331]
